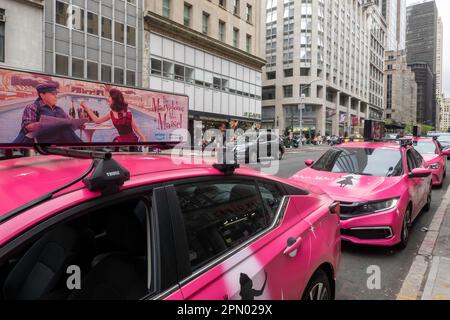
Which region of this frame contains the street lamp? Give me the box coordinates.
[298,79,321,146]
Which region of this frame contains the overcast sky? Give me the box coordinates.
[406,0,449,97]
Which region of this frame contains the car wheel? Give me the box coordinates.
[424,185,432,211]
[302,269,331,301]
[397,207,412,250]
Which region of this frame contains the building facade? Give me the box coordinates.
[406,1,439,128]
[436,16,443,98]
[409,62,434,127]
[43,0,144,87]
[440,98,450,132]
[261,0,385,137]
[143,0,265,131]
[385,50,417,126]
[0,0,44,72]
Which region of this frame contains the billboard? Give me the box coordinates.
[0,67,188,147]
[364,120,386,141]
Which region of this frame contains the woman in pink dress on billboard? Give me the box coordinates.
[80,89,145,143]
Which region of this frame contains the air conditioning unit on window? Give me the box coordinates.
[68,5,83,30]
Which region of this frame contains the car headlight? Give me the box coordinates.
[428,163,440,170]
[361,198,400,213]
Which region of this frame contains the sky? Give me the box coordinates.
[406,0,450,97]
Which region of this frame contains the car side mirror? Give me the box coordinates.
[304,160,315,167]
[442,150,450,156]
[409,168,432,178]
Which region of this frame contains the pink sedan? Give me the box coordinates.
[0,153,340,300]
[291,141,435,249]
[409,137,450,187]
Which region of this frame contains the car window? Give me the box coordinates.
[256,181,284,220]
[411,148,424,167]
[0,198,151,300]
[413,141,438,154]
[312,148,404,177]
[175,180,269,270]
[406,150,417,172]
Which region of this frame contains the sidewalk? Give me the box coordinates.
[398,186,450,300]
[284,145,330,153]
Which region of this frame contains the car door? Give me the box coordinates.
[167,176,314,300]
[406,149,422,216]
[411,148,431,212]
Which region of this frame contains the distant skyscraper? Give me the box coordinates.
[436,17,443,98]
[382,0,406,51]
[406,1,440,128]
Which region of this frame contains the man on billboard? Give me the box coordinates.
[12,84,85,144]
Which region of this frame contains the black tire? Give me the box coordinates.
[424,185,432,211]
[301,269,332,300]
[397,206,412,250]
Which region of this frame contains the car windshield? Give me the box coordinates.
[414,141,437,154]
[312,147,403,177]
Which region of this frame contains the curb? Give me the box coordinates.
[397,187,450,300]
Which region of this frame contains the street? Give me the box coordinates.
[258,147,450,300]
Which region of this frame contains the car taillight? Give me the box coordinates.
[329,202,340,216]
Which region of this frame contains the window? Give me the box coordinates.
[184,3,192,27]
[246,4,252,23]
[283,85,293,98]
[0,197,152,300]
[163,61,173,78]
[219,0,226,8]
[219,21,226,42]
[163,0,170,18]
[151,59,162,76]
[101,64,112,83]
[313,148,404,177]
[69,5,84,31]
[101,17,112,39]
[55,54,69,76]
[233,28,239,48]
[284,69,293,77]
[127,26,136,46]
[87,61,98,80]
[266,71,276,80]
[262,86,276,100]
[257,181,284,217]
[233,0,240,16]
[202,12,209,34]
[87,12,98,35]
[174,64,184,81]
[115,22,124,43]
[72,58,84,78]
[246,34,252,53]
[175,180,269,269]
[127,70,136,86]
[0,13,4,63]
[114,67,124,84]
[55,1,69,26]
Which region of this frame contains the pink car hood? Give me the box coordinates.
[290,168,403,202]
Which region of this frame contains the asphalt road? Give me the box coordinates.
[261,148,450,300]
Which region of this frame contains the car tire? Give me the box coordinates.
[301,269,332,301]
[397,206,412,250]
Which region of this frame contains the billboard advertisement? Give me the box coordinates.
[0,67,188,147]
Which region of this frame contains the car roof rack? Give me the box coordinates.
[212,145,240,175]
[399,139,413,148]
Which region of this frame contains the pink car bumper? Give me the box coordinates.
[340,207,403,246]
[430,167,444,186]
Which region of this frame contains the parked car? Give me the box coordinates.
[408,137,450,187]
[291,140,437,249]
[0,151,340,300]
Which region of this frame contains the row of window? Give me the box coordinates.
[150,58,261,99]
[55,54,136,86]
[55,1,136,47]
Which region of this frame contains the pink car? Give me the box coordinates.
[0,153,340,300]
[409,137,449,187]
[291,141,437,249]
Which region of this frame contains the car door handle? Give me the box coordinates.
[283,237,302,258]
